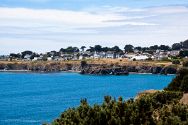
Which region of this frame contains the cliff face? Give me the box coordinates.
[0,61,178,75]
[0,61,81,72]
[80,64,177,75]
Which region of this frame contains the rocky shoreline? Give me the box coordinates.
[0,61,178,75]
[80,64,177,75]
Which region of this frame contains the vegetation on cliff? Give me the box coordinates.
[49,91,186,125]
[165,68,188,92]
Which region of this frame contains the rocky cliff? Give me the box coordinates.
[0,61,178,75]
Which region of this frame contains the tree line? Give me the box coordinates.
[8,39,188,59]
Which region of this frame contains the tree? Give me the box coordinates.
[30,53,40,60]
[94,45,102,52]
[42,54,48,61]
[159,45,170,51]
[172,43,182,50]
[182,39,188,49]
[172,60,180,65]
[80,46,86,52]
[149,45,159,51]
[60,46,79,53]
[141,47,149,52]
[81,60,87,68]
[21,51,33,58]
[86,46,95,52]
[102,47,111,52]
[9,53,21,58]
[111,46,122,53]
[134,46,142,51]
[124,44,134,53]
[179,50,188,57]
[73,47,79,52]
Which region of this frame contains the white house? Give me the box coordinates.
[106,52,114,58]
[93,52,105,59]
[130,55,149,61]
[24,54,31,61]
[124,53,137,59]
[32,57,43,61]
[154,53,168,60]
[47,57,53,61]
[168,50,180,56]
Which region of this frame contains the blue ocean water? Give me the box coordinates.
[0,72,175,125]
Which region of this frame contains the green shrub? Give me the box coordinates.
[183,60,188,67]
[165,68,188,92]
[172,60,180,65]
[80,60,87,68]
[49,91,184,125]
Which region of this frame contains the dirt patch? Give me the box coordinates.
[180,93,188,104]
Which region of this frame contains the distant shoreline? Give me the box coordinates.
[0,70,176,75]
[0,70,31,72]
[0,59,179,75]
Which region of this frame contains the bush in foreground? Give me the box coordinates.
[165,68,188,92]
[48,91,185,125]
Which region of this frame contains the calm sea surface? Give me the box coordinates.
[0,72,175,125]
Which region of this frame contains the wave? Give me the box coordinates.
[0,119,41,123]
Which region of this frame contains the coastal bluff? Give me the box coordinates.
[0,59,179,75]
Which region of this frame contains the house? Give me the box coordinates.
[106,52,114,58]
[47,57,53,61]
[0,55,9,61]
[24,54,31,61]
[124,53,137,59]
[61,54,73,60]
[168,50,180,56]
[54,56,64,61]
[130,55,149,61]
[105,52,120,59]
[154,52,168,60]
[93,52,105,59]
[32,57,43,61]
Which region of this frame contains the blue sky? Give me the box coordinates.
[0,0,188,9]
[0,0,188,54]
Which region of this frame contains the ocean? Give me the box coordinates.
[0,72,175,125]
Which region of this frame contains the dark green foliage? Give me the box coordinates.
[111,46,122,53]
[172,60,180,65]
[133,58,136,61]
[80,60,87,68]
[80,46,86,51]
[134,46,142,51]
[159,45,171,51]
[179,50,188,58]
[10,53,21,58]
[182,39,188,49]
[124,44,134,53]
[165,68,188,92]
[50,91,184,125]
[21,50,33,58]
[155,103,188,125]
[172,43,182,50]
[183,60,188,67]
[180,75,188,92]
[60,46,79,53]
[94,45,102,52]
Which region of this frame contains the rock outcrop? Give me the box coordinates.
[0,61,178,75]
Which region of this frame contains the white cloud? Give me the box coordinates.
[148,6,188,14]
[0,5,188,54]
